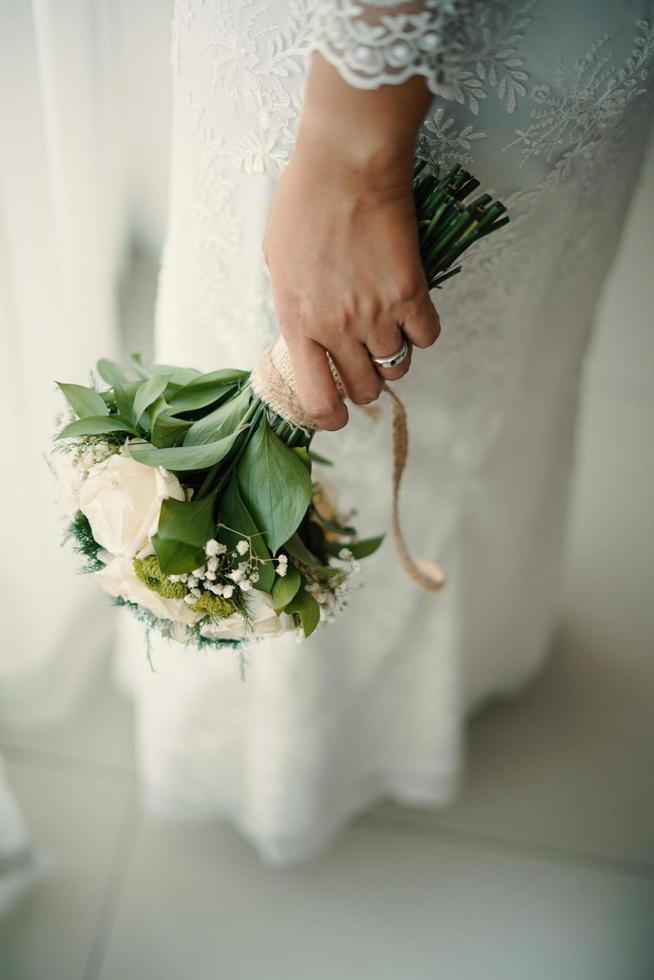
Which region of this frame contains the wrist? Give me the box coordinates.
[295,115,416,192]
[294,54,430,193]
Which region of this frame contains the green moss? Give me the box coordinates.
[133,556,188,599]
[132,556,238,619]
[189,591,236,619]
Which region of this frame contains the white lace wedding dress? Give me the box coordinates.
[116,0,654,864]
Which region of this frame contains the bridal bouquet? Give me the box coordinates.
[52,161,508,649]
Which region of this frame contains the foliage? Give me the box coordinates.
[152,491,218,575]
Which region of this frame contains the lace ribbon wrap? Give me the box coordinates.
[251,337,446,592]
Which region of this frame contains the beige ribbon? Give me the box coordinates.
[251,337,445,592]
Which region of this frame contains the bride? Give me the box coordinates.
[110,0,654,863]
[2,0,650,869]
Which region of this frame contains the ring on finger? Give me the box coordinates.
[369,337,410,370]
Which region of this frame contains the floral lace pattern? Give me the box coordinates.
[503,20,654,176]
[312,0,533,110]
[311,0,462,95]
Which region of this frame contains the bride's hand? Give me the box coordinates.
[262,57,441,431]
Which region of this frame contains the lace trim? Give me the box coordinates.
[310,0,464,96]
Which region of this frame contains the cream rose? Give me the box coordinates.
[200,591,294,642]
[79,453,185,558]
[95,555,201,626]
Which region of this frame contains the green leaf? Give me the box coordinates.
[292,447,312,472]
[96,359,131,388]
[56,415,138,439]
[284,532,321,567]
[145,362,188,377]
[129,352,150,380]
[311,507,356,538]
[147,365,203,387]
[167,367,203,386]
[112,380,141,423]
[150,411,193,448]
[219,478,274,593]
[126,429,240,472]
[147,395,168,428]
[349,535,385,560]
[128,354,201,386]
[168,371,250,412]
[237,420,312,555]
[184,368,250,387]
[56,383,109,419]
[167,382,235,413]
[285,586,321,638]
[271,563,301,613]
[133,375,171,423]
[184,386,252,446]
[152,538,204,576]
[152,491,217,575]
[309,450,333,467]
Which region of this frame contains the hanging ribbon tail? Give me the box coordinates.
[251,337,445,593]
[357,402,383,422]
[382,383,446,592]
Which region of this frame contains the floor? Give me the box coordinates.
[1,152,653,979]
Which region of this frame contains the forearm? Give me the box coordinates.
[264,54,439,430]
[294,54,433,192]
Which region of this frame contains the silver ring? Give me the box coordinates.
[370,338,410,370]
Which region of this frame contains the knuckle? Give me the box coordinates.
[368,324,396,354]
[302,391,341,419]
[359,295,382,321]
[278,305,310,338]
[323,413,348,431]
[394,273,422,306]
[352,384,383,405]
[412,316,440,349]
[333,313,355,343]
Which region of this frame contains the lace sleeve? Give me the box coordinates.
[310,0,462,97]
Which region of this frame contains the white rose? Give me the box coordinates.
[79,453,185,558]
[52,451,85,518]
[200,591,294,642]
[95,555,201,626]
[250,592,296,638]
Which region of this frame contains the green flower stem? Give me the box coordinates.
[476,215,510,241]
[432,219,481,269]
[469,192,493,211]
[428,267,461,289]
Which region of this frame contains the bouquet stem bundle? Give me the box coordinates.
[52,161,508,647]
[413,161,509,289]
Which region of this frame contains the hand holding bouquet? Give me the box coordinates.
[52,161,508,649]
